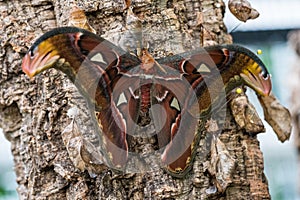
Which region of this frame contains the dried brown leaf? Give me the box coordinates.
[230,93,265,134]
[208,136,236,192]
[228,0,260,22]
[61,119,108,174]
[258,93,292,142]
[68,6,96,33]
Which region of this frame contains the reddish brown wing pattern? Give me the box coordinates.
[22,27,271,177]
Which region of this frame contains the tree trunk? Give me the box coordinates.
[0,0,270,199]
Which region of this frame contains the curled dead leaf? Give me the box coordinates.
[230,93,265,134]
[68,6,96,34]
[61,119,108,174]
[258,93,292,142]
[207,136,236,192]
[228,0,260,22]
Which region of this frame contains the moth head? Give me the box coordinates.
[240,61,272,96]
[22,39,60,79]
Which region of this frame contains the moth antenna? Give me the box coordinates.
[154,60,167,74]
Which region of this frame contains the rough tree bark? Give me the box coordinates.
[0,0,270,199]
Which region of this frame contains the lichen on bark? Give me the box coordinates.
[0,0,270,199]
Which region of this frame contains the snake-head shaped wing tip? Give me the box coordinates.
[240,61,272,96]
[224,44,272,96]
[22,40,60,79]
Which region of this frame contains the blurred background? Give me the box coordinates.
[1,0,300,199]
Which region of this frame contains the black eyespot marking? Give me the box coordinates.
[261,71,269,79]
[30,47,37,58]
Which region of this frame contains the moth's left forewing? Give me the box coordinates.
[24,27,145,169]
